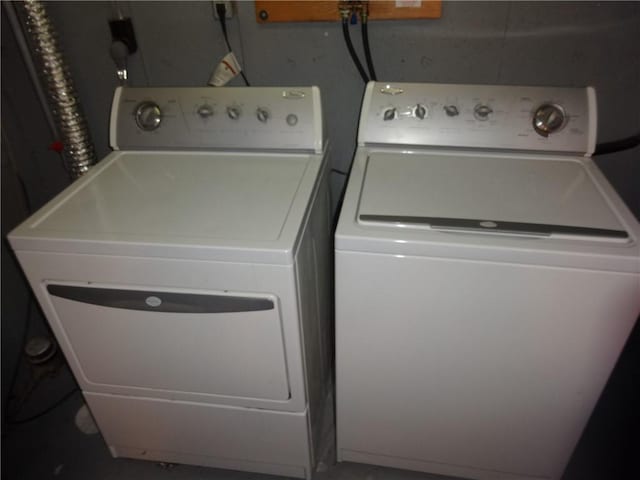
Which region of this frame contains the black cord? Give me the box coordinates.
[361,21,377,81]
[594,133,640,155]
[14,173,33,214]
[1,123,34,214]
[215,3,250,86]
[3,293,33,424]
[216,3,233,51]
[6,388,79,425]
[342,18,369,83]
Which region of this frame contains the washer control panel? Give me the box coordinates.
[112,86,323,152]
[359,82,596,154]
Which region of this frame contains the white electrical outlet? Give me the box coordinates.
[212,1,233,19]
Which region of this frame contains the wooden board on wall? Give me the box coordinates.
[255,1,442,23]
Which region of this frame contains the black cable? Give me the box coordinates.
[342,18,369,83]
[6,388,79,425]
[1,123,34,214]
[594,133,640,155]
[361,20,377,81]
[216,3,233,51]
[215,3,250,86]
[2,294,78,428]
[14,173,33,215]
[3,293,33,424]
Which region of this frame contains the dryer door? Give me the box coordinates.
[46,283,290,401]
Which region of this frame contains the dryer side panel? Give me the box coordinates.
[294,155,334,467]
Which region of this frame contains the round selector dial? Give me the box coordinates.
[414,104,428,120]
[473,104,493,121]
[444,105,459,117]
[135,101,162,131]
[383,107,397,121]
[226,106,241,120]
[256,108,270,123]
[533,103,566,137]
[197,104,214,119]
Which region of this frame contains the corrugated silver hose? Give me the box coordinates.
[21,0,96,179]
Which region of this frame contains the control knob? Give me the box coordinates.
[533,103,566,137]
[474,104,493,121]
[444,105,459,117]
[226,106,241,120]
[135,101,162,131]
[286,114,298,126]
[256,108,270,123]
[383,107,397,121]
[197,104,214,119]
[414,104,427,120]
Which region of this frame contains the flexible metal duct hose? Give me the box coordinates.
[22,0,96,179]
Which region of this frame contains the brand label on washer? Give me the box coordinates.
[480,221,498,228]
[145,296,162,307]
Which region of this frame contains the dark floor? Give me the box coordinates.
[2,319,639,480]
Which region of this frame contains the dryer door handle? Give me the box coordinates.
[47,284,274,314]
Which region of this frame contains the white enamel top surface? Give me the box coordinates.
[10,150,325,263]
[35,152,307,240]
[358,152,623,232]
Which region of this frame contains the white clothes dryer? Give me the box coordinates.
[335,82,639,480]
[9,86,333,479]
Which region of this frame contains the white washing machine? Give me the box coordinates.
[335,82,640,480]
[9,86,332,479]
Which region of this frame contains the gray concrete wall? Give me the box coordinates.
[2,0,639,420]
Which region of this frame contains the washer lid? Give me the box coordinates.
[10,151,322,263]
[358,152,628,241]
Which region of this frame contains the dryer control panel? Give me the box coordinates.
[358,82,597,155]
[111,86,324,153]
